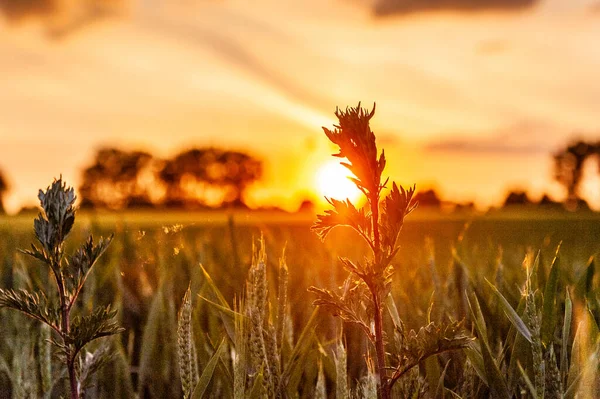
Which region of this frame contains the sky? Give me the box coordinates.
[1,0,600,213]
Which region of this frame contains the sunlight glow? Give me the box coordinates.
[315,161,362,202]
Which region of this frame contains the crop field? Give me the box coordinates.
[1,208,600,398]
[3,0,599,396]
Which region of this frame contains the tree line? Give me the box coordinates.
[0,139,599,213]
[0,147,263,213]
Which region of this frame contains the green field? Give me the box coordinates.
[1,209,600,398]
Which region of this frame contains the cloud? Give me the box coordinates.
[590,2,600,12]
[0,0,122,38]
[424,122,561,155]
[0,0,54,22]
[146,16,332,111]
[373,0,537,16]
[426,139,547,154]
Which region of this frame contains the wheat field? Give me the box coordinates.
[1,208,599,398]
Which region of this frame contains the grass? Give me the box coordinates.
[1,207,600,397]
[2,105,600,398]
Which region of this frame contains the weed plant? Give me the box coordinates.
[0,179,122,399]
[310,104,472,398]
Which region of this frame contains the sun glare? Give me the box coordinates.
[316,160,362,202]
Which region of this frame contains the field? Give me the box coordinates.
[1,208,600,398]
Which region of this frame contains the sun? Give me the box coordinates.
[315,160,362,202]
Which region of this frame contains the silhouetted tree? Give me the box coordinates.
[413,189,441,208]
[0,170,8,214]
[538,194,562,209]
[79,148,158,209]
[297,199,315,213]
[160,148,262,208]
[503,190,532,207]
[553,140,600,209]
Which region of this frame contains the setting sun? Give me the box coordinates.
[315,160,362,202]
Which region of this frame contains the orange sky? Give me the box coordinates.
[2,0,600,213]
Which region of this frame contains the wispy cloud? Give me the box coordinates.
[424,122,562,155]
[373,0,536,16]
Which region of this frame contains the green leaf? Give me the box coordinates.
[283,307,319,395]
[68,305,124,359]
[198,295,240,344]
[66,234,113,305]
[248,367,266,399]
[575,258,595,301]
[0,288,61,331]
[191,338,226,399]
[390,320,472,385]
[468,291,487,345]
[506,296,528,392]
[311,198,371,242]
[561,288,572,387]
[19,244,51,266]
[467,294,510,399]
[541,251,560,346]
[433,360,451,399]
[199,264,230,309]
[198,264,237,343]
[485,279,532,343]
[517,361,537,398]
[464,342,487,386]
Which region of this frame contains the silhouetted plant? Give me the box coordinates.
[0,178,123,399]
[310,103,472,399]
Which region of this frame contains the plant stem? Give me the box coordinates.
[372,290,390,399]
[370,192,381,265]
[67,357,79,399]
[56,261,78,399]
[368,190,389,399]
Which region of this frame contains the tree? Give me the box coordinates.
[159,148,262,209]
[79,148,158,210]
[0,170,8,214]
[538,194,562,209]
[413,188,441,208]
[502,190,532,207]
[553,140,600,209]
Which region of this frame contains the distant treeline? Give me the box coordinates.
[0,139,598,213]
[78,147,263,210]
[0,147,263,213]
